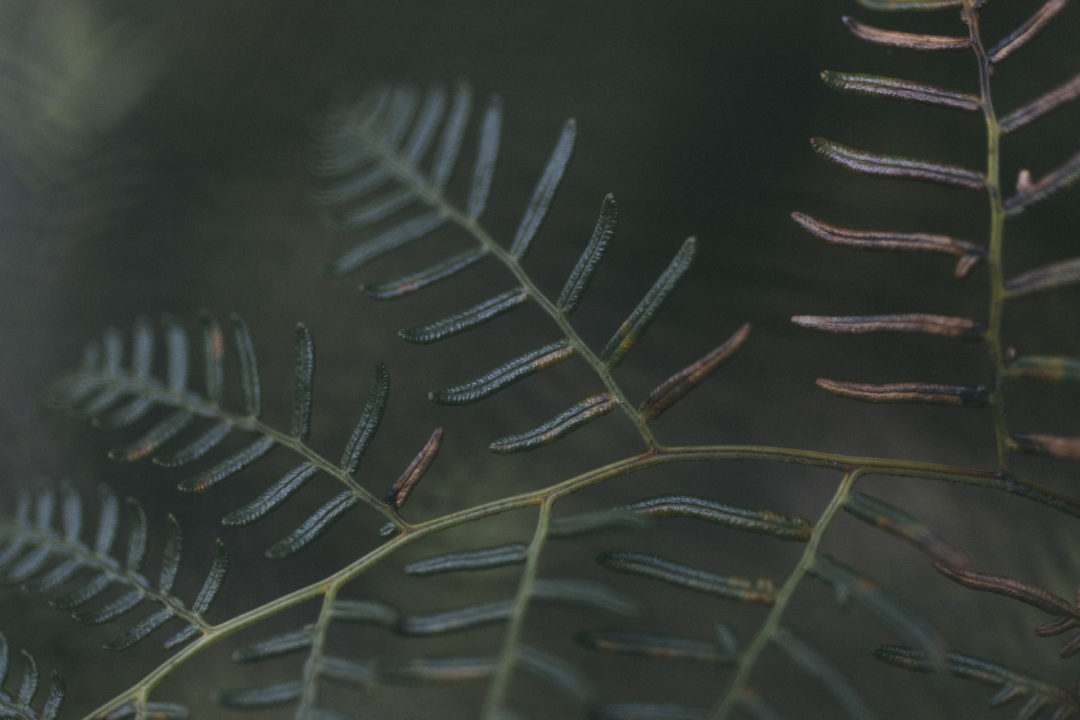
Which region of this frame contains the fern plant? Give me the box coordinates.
[3,0,1080,718]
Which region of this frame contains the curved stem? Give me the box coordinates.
[709,469,862,720]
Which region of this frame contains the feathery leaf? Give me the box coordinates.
[508,119,575,259]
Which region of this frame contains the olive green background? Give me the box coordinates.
[1,1,1078,717]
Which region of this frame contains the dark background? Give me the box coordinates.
[1,1,1078,718]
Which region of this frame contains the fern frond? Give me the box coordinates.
[46,315,439,554]
[0,634,64,720]
[0,484,224,652]
[316,84,741,451]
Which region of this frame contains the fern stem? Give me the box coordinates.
[708,469,862,720]
[78,435,1076,718]
[357,123,661,449]
[480,498,553,719]
[964,0,1011,471]
[294,584,340,718]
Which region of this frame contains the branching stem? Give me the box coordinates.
[709,469,862,720]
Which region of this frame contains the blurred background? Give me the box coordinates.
[1,0,1078,717]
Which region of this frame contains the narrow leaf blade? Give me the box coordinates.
[489,394,615,453]
[429,340,574,405]
[399,288,528,344]
[290,324,315,441]
[467,95,503,219]
[508,118,576,258]
[601,237,697,368]
[558,193,618,312]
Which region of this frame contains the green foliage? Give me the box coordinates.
[1,0,1079,718]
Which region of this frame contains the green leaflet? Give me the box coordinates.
[429,340,574,405]
[404,543,529,576]
[601,237,697,369]
[176,436,276,494]
[399,287,528,344]
[152,420,233,468]
[577,629,735,664]
[290,324,315,441]
[230,314,262,418]
[340,363,390,474]
[508,119,575,259]
[0,485,222,652]
[108,410,196,462]
[265,492,358,559]
[326,211,447,277]
[821,70,979,112]
[430,82,471,191]
[557,193,618,313]
[597,551,776,605]
[489,394,615,453]
[362,247,488,300]
[200,313,225,403]
[337,187,416,229]
[467,95,503,219]
[221,462,319,527]
[626,494,811,541]
[232,629,314,663]
[163,315,188,392]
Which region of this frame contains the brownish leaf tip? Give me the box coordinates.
[385,427,444,509]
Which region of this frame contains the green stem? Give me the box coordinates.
[481,499,553,719]
[709,469,862,720]
[964,0,1010,471]
[294,584,340,718]
[77,438,1077,719]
